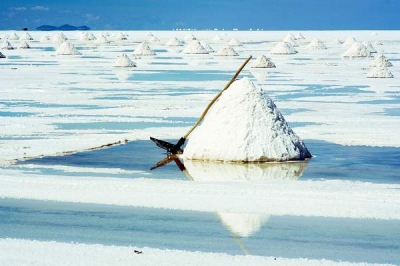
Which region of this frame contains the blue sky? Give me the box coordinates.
[1,0,399,30]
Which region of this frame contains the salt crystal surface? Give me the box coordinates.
[183,77,311,162]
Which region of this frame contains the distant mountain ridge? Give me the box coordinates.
[36,24,90,31]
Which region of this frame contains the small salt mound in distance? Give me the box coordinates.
[40,35,50,42]
[145,32,153,37]
[148,35,160,43]
[200,41,214,53]
[295,32,305,40]
[51,32,68,44]
[342,42,371,58]
[367,66,394,78]
[369,54,393,67]
[374,41,383,46]
[132,42,156,56]
[283,35,298,47]
[114,32,127,40]
[1,40,14,50]
[332,38,343,45]
[228,38,243,47]
[0,52,6,58]
[184,33,196,41]
[182,40,208,54]
[7,32,19,40]
[18,41,31,49]
[78,32,92,42]
[56,42,82,55]
[183,77,312,162]
[212,34,223,42]
[362,41,377,53]
[94,35,111,44]
[342,37,357,47]
[113,53,136,67]
[251,55,276,68]
[214,46,239,56]
[165,37,184,46]
[19,32,33,41]
[306,38,327,49]
[270,42,297,54]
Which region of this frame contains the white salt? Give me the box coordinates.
[56,42,82,55]
[182,40,208,54]
[113,53,136,67]
[251,55,276,68]
[183,77,311,162]
[270,42,297,54]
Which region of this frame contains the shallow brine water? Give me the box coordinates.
[0,198,399,264]
[15,140,400,184]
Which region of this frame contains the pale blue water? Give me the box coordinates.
[15,140,400,184]
[0,198,399,264]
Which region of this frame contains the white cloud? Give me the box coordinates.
[32,6,50,11]
[9,7,27,11]
[85,13,100,22]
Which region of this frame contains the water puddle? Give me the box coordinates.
[0,198,399,264]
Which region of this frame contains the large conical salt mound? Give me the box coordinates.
[306,38,327,50]
[56,42,82,55]
[251,55,276,68]
[51,32,68,44]
[369,54,393,67]
[182,40,208,54]
[165,37,183,46]
[270,42,297,54]
[113,53,136,67]
[366,66,393,78]
[132,42,156,56]
[1,40,14,50]
[0,52,6,58]
[228,38,243,47]
[215,46,239,56]
[183,77,312,162]
[283,34,298,47]
[18,41,31,49]
[20,32,33,41]
[342,42,371,58]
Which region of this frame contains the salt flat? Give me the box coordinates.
[1,30,400,265]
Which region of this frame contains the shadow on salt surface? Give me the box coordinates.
[1,198,399,264]
[15,140,400,184]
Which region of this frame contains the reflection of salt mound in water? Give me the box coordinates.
[251,55,276,68]
[215,46,239,56]
[183,78,311,162]
[270,42,297,54]
[165,37,184,46]
[133,42,156,56]
[366,66,394,78]
[306,38,327,49]
[182,40,208,54]
[370,54,393,67]
[113,69,133,81]
[217,213,270,238]
[342,42,371,58]
[113,53,136,67]
[56,42,82,55]
[183,159,309,181]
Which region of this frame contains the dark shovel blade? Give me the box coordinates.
[150,137,184,154]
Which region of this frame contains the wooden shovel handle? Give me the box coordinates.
[183,55,252,139]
